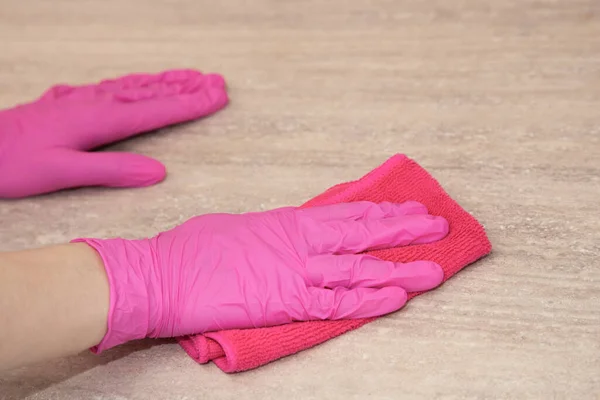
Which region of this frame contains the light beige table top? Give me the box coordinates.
[1,0,599,399]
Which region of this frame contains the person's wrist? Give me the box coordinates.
[66,243,111,346]
[70,237,156,353]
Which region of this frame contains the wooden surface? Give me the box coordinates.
[1,0,599,399]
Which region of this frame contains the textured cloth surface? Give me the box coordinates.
[177,154,492,372]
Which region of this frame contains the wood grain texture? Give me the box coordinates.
[1,0,599,399]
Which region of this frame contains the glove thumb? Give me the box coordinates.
[57,150,167,189]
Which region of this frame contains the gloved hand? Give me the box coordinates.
[0,69,228,198]
[74,201,450,353]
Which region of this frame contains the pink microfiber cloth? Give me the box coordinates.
[177,154,492,372]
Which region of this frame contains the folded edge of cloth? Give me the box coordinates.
[177,153,492,373]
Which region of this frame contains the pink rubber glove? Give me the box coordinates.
[0,69,228,198]
[73,201,450,353]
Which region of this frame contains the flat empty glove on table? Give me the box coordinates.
[0,69,228,198]
[73,201,449,353]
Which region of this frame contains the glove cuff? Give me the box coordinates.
[71,237,154,353]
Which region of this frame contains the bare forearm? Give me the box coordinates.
[0,243,109,371]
